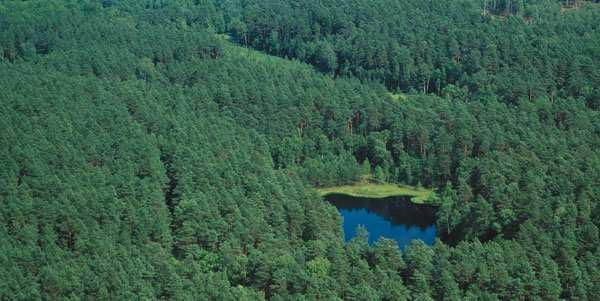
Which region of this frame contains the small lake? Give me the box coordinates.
[325,193,438,249]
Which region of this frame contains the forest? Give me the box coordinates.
[0,0,599,300]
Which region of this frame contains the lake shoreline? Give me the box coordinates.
[324,193,438,248]
[317,182,438,205]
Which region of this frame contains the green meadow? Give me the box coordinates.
[318,182,437,204]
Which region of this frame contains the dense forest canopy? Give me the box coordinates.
[1,0,599,300]
[223,0,600,107]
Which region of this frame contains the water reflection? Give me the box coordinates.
[325,193,438,249]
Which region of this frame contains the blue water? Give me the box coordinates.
[326,194,438,249]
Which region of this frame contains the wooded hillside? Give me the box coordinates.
[1,0,598,300]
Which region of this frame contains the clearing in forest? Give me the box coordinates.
[318,181,436,204]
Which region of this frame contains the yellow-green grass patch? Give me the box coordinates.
[388,92,407,102]
[318,182,437,204]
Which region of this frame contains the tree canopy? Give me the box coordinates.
[1,0,599,300]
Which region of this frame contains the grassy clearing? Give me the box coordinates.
[318,182,437,204]
[388,92,407,102]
